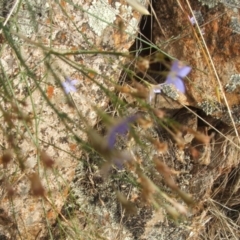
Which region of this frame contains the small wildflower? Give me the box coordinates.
[165,60,191,93]
[107,115,138,149]
[189,15,196,25]
[62,77,78,94]
[188,14,205,34]
[151,60,191,100]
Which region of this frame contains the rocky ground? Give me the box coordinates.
[0,0,240,239]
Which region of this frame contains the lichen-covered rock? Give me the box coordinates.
[0,0,145,239]
[152,0,240,126]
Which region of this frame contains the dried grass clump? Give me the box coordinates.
[188,131,240,239]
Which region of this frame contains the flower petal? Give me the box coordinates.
[189,16,196,25]
[165,77,186,93]
[177,65,192,78]
[170,60,191,78]
[62,78,78,94]
[174,77,186,93]
[107,115,137,149]
[70,80,78,85]
[69,84,77,92]
[170,60,180,73]
[62,82,71,94]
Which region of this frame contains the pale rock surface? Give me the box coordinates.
[0,0,145,238]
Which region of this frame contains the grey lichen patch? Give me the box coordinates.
[11,0,49,39]
[225,74,240,92]
[192,10,204,25]
[198,0,219,8]
[62,155,134,239]
[198,100,221,115]
[162,84,179,100]
[87,0,118,36]
[230,17,240,34]
[221,104,240,124]
[221,0,240,8]
[125,16,139,35]
[115,2,139,35]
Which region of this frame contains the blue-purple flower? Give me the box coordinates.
[189,16,196,25]
[107,115,138,149]
[62,77,78,94]
[188,15,205,34]
[152,60,191,97]
[165,60,191,93]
